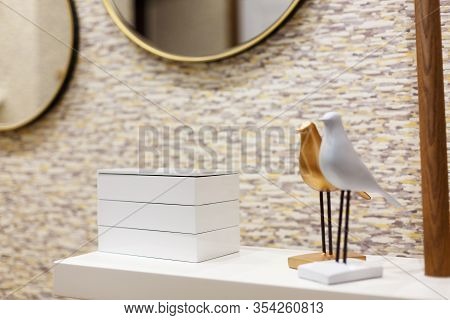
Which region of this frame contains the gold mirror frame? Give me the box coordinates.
[103,0,301,62]
[0,0,78,131]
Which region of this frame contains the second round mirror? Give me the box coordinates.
[104,0,301,62]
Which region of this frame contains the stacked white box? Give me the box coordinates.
[97,169,240,262]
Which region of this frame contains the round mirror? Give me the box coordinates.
[104,0,301,62]
[0,0,78,131]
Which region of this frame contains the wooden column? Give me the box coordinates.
[414,0,450,276]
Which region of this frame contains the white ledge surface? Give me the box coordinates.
[53,246,450,300]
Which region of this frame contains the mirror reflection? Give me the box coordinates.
[111,0,297,58]
[0,0,76,130]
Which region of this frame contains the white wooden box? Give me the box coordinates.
[98,199,239,234]
[97,226,240,262]
[97,169,239,205]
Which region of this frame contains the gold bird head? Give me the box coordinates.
[296,121,314,134]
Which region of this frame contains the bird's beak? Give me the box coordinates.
[297,121,312,133]
[319,116,327,121]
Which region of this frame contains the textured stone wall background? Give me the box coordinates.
[0,0,449,299]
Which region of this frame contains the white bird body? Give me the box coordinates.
[319,112,401,207]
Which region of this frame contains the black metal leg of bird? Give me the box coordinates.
[335,191,345,262]
[326,191,333,256]
[319,191,326,254]
[343,190,351,264]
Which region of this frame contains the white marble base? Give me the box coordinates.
[298,259,383,285]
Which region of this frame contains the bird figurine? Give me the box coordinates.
[297,122,370,258]
[319,112,401,263]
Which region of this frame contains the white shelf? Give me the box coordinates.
[53,246,450,299]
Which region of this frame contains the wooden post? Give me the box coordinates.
[414,0,450,276]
